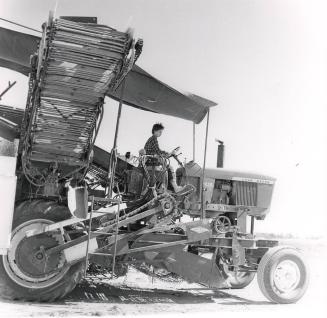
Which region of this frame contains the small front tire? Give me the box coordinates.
[257,246,309,304]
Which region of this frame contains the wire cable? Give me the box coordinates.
[0,17,41,33]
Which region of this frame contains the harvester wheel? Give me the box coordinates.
[223,268,255,289]
[257,246,309,304]
[217,256,255,289]
[0,199,85,301]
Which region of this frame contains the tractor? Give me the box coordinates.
[0,14,308,303]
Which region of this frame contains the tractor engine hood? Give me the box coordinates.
[180,162,276,185]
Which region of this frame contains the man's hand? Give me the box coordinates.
[171,147,180,156]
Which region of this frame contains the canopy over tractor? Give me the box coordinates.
[0,14,308,305]
[0,25,216,124]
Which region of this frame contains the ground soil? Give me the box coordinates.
[0,238,326,317]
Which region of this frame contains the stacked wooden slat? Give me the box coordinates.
[28,18,133,167]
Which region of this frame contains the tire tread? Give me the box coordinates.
[0,199,84,302]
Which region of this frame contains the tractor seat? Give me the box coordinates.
[145,156,159,164]
[138,150,165,169]
[138,151,168,189]
[145,157,164,169]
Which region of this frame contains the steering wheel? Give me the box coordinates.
[169,146,180,156]
[169,147,183,166]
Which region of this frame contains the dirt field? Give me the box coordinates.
[0,238,326,318]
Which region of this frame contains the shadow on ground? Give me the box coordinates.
[64,280,272,306]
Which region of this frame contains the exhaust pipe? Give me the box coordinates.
[215,139,224,168]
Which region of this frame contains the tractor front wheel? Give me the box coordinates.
[0,200,85,301]
[257,246,309,304]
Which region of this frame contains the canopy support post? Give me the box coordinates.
[106,79,126,198]
[113,79,125,149]
[192,122,195,161]
[200,108,210,219]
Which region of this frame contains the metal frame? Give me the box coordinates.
[106,79,126,198]
[192,122,195,161]
[12,12,272,284]
[77,81,220,279]
[1,14,306,304]
[201,108,210,219]
[15,71,275,285]
[83,195,123,277]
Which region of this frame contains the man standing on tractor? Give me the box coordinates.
[144,123,184,193]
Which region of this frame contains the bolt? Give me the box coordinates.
[164,202,170,209]
[35,252,44,260]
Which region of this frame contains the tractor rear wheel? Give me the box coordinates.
[257,246,309,304]
[0,199,85,301]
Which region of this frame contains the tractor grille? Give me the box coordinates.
[234,181,257,206]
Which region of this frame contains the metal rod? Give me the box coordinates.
[111,193,121,278]
[0,18,42,33]
[107,79,126,197]
[200,109,210,219]
[113,79,125,149]
[84,195,95,276]
[116,239,189,256]
[107,149,117,198]
[250,216,255,234]
[0,81,17,100]
[192,122,195,161]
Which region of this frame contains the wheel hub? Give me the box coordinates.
[273,260,301,293]
[35,251,44,260]
[15,234,63,277]
[3,219,69,289]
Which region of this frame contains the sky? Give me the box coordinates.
[0,0,326,236]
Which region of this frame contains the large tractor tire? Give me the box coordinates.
[257,246,309,304]
[0,200,85,301]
